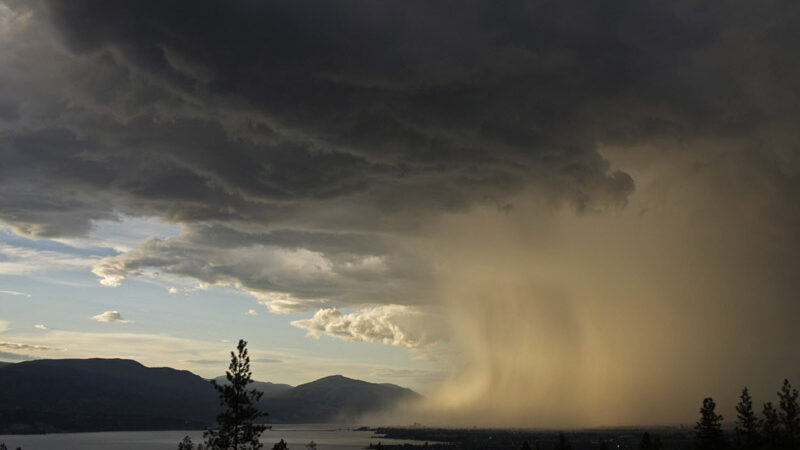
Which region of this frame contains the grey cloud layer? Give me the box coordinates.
[1,1,799,321]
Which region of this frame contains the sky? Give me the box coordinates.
[0,0,799,428]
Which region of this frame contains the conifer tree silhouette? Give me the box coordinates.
[554,433,572,450]
[779,379,800,449]
[695,397,727,450]
[178,436,195,450]
[204,339,267,450]
[639,431,652,450]
[638,432,662,450]
[734,387,761,450]
[763,401,782,449]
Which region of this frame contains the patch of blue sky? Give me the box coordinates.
[0,217,436,388]
[0,228,118,258]
[84,215,181,251]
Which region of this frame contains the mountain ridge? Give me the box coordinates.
[0,358,420,433]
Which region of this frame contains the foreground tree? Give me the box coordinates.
[554,433,572,450]
[178,436,195,450]
[695,397,727,450]
[734,387,761,450]
[204,339,268,450]
[779,379,800,449]
[640,432,653,450]
[639,432,662,450]
[763,401,782,449]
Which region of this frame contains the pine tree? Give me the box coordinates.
[779,379,800,450]
[554,433,572,450]
[639,432,653,450]
[179,436,195,450]
[638,432,662,450]
[272,439,289,450]
[204,339,268,450]
[695,397,727,450]
[734,387,761,450]
[762,401,781,449]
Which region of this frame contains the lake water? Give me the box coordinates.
[0,425,430,450]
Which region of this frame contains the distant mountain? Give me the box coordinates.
[0,359,420,433]
[213,375,293,395]
[0,358,218,434]
[262,374,421,423]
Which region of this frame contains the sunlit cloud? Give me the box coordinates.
[291,305,447,349]
[90,310,130,323]
[0,290,30,298]
[0,342,60,351]
[0,242,100,275]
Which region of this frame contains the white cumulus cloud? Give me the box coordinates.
[90,310,130,323]
[291,305,446,349]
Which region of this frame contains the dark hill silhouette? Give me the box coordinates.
[213,375,293,395]
[0,359,420,432]
[262,374,421,423]
[0,358,218,433]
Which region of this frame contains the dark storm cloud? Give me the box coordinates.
[1,0,799,309]
[92,224,435,311]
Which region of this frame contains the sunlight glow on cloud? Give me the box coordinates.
[0,242,99,275]
[291,305,446,349]
[0,342,59,351]
[0,290,30,297]
[90,310,130,323]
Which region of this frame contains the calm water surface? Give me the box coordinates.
[0,424,429,450]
